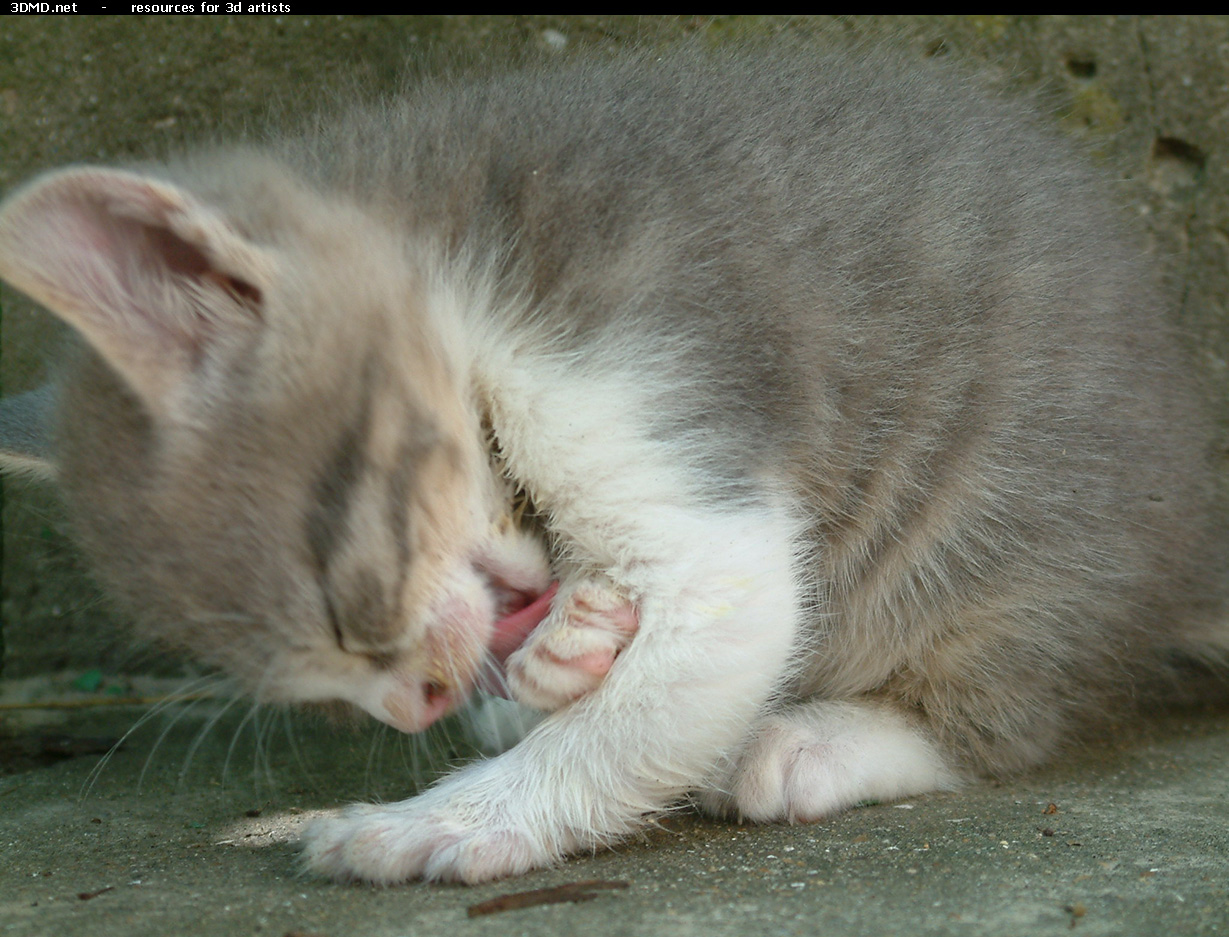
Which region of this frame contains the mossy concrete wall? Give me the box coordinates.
[2,15,1227,676]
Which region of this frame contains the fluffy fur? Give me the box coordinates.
[0,49,1225,883]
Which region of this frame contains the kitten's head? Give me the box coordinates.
[0,158,550,732]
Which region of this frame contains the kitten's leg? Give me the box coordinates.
[505,575,639,711]
[302,509,800,883]
[698,699,963,822]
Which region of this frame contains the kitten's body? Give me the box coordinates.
[1,49,1226,882]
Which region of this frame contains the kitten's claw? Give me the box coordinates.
[505,577,639,711]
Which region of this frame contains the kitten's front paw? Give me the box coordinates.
[302,784,563,884]
[505,577,638,711]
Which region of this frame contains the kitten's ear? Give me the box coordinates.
[0,386,57,479]
[0,167,277,413]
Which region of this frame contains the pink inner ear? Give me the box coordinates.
[3,170,267,395]
[489,582,559,664]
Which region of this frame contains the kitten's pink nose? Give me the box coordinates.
[378,679,457,733]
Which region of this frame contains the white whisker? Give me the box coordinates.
[79,673,225,798]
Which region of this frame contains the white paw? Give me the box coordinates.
[301,761,572,884]
[713,717,850,823]
[506,576,638,711]
[701,701,961,823]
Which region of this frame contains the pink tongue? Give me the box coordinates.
[489,582,559,665]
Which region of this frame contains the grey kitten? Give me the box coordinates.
[0,48,1225,884]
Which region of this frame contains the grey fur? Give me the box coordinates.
[0,385,57,475]
[0,47,1225,799]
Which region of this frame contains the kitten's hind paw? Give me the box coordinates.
[698,701,961,823]
[505,576,638,711]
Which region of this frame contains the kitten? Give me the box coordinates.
[1,48,1226,885]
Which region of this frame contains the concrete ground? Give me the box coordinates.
[1,689,1226,937]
